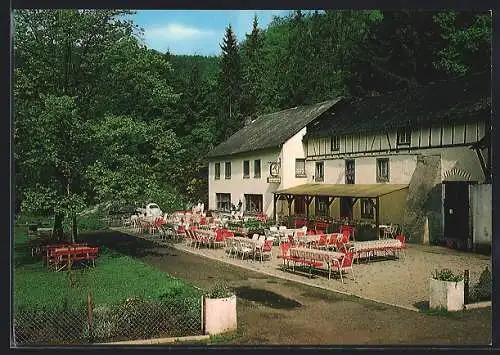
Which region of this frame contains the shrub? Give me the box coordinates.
[77,213,106,231]
[354,224,377,241]
[205,283,234,299]
[432,268,464,282]
[469,267,492,302]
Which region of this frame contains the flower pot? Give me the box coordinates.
[203,294,237,335]
[429,278,464,311]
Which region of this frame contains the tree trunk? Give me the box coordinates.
[53,212,65,242]
[71,213,77,243]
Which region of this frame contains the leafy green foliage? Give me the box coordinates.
[204,282,234,299]
[216,24,243,142]
[432,268,464,282]
[76,213,107,231]
[470,267,491,302]
[433,11,491,76]
[240,15,265,119]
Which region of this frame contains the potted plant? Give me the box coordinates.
[429,268,464,311]
[203,283,237,335]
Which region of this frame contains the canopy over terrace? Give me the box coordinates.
[273,183,409,233]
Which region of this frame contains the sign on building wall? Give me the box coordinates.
[267,159,281,183]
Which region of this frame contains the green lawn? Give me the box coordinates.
[13,228,202,312]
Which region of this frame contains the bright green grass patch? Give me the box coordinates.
[13,231,202,312]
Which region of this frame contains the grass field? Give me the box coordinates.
[13,228,202,312]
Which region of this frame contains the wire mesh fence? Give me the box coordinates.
[12,296,203,346]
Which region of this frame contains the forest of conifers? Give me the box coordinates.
[13,9,491,237]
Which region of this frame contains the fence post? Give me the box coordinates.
[464,269,469,305]
[87,289,93,340]
[201,295,205,334]
[68,253,72,288]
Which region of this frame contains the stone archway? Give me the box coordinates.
[443,168,472,182]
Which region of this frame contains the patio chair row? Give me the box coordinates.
[185,228,234,249]
[279,244,355,283]
[225,237,273,262]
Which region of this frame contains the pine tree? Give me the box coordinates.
[216,24,243,142]
[241,15,265,120]
[283,10,310,107]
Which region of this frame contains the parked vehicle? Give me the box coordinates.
[135,203,163,217]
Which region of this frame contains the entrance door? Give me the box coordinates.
[443,182,470,251]
[340,197,353,219]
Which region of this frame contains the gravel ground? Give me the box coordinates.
[80,229,492,346]
[111,227,490,312]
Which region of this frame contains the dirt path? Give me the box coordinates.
[81,231,491,345]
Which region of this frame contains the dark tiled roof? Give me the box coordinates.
[305,72,491,139]
[207,98,341,158]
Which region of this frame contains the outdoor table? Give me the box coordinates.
[278,228,300,236]
[277,228,300,244]
[229,237,265,259]
[350,239,402,262]
[196,229,216,239]
[295,234,322,246]
[289,247,344,263]
[47,245,99,271]
[232,236,263,248]
[288,247,344,279]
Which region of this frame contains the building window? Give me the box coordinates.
[294,196,306,215]
[245,194,263,213]
[376,158,389,183]
[345,159,355,184]
[225,162,231,179]
[243,160,250,178]
[295,158,306,177]
[315,196,329,217]
[216,193,231,211]
[214,163,220,180]
[330,136,340,151]
[254,159,261,178]
[397,128,411,145]
[315,161,324,182]
[361,198,374,219]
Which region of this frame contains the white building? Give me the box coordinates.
[275,72,491,251]
[206,99,341,217]
[207,72,491,252]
